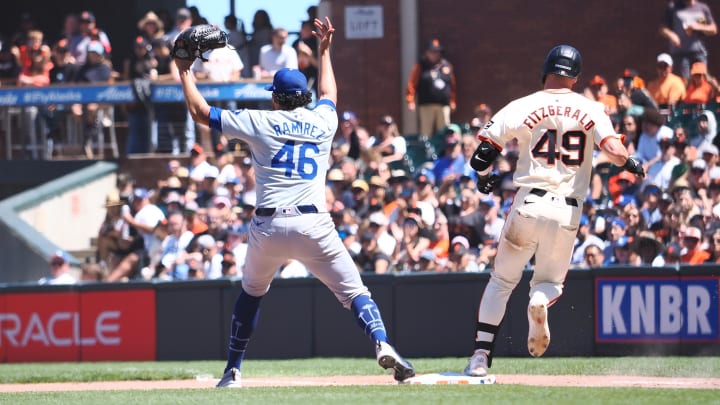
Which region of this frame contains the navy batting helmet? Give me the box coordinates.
[541,45,582,83]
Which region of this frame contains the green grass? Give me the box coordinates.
[0,357,717,383]
[0,385,718,405]
[0,357,718,404]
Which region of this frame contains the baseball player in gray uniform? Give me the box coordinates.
[463,45,645,376]
[174,17,414,388]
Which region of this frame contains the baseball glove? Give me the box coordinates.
[171,24,228,62]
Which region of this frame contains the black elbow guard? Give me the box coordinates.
[469,141,501,172]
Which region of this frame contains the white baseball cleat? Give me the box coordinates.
[216,367,242,388]
[527,302,550,357]
[375,341,416,382]
[463,350,489,377]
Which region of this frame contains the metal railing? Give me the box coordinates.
[0,80,272,160]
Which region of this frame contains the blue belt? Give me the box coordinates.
[255,205,319,216]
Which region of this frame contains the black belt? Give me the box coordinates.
[529,188,578,207]
[255,205,319,216]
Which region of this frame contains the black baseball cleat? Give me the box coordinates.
[375,341,416,381]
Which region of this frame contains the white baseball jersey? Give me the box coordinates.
[209,100,337,210]
[473,88,627,359]
[480,89,619,199]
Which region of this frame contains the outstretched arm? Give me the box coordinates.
[601,136,645,178]
[312,17,337,106]
[174,58,211,127]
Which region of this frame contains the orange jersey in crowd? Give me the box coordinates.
[682,249,710,264]
[684,81,716,104]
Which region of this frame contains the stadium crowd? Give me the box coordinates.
[6,4,720,284]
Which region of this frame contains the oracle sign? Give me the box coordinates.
[0,290,156,362]
[0,310,120,347]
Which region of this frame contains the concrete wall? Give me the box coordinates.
[0,162,117,282]
[19,174,116,252]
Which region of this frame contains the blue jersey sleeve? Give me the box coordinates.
[314,99,336,111]
[209,106,224,132]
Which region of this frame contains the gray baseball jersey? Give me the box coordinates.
[208,100,368,306]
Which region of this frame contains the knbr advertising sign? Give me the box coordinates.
[596,277,720,343]
[0,290,156,362]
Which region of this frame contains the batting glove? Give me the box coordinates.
[477,171,502,194]
[622,156,645,178]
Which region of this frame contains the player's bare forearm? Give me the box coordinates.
[177,67,211,126]
[318,50,337,104]
[313,17,337,105]
[600,136,629,167]
[602,136,645,177]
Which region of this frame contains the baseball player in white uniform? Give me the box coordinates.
[463,45,645,376]
[174,17,414,388]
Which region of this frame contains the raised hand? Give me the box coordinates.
[312,17,335,54]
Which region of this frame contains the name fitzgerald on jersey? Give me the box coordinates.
[522,105,595,131]
[272,121,326,138]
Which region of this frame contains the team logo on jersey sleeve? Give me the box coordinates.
[483,120,494,130]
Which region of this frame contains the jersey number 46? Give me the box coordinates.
[271,140,320,179]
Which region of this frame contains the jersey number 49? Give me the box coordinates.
[531,129,586,167]
[271,140,320,179]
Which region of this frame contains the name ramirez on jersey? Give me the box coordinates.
[208,99,338,209]
[272,121,326,138]
[522,105,595,131]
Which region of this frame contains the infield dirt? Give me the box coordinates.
[0,374,718,392]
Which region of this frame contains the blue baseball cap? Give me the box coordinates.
[610,217,627,229]
[615,236,631,248]
[265,68,308,94]
[342,111,357,122]
[132,187,149,202]
[479,195,495,208]
[642,184,661,195]
[615,194,636,208]
[51,250,69,264]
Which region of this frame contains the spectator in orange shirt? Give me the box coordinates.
[12,30,52,78]
[430,212,450,261]
[16,46,51,87]
[680,226,710,263]
[184,200,208,235]
[647,53,687,107]
[684,62,719,104]
[585,75,618,114]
